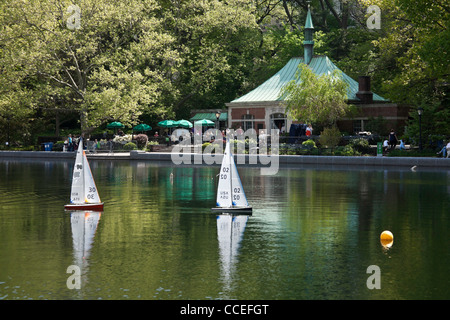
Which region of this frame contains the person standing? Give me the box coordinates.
[388,129,398,150]
[68,134,73,151]
[306,124,313,137]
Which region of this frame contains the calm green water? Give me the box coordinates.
[0,158,449,300]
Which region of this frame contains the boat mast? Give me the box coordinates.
[229,139,233,207]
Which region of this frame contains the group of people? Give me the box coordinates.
[382,129,450,157]
[383,129,400,152]
[64,134,78,151]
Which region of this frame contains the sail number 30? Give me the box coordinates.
[86,187,96,200]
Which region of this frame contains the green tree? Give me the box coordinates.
[280,63,350,126]
[356,0,450,142]
[360,0,449,108]
[404,101,450,148]
[365,116,387,135]
[0,0,178,134]
[157,0,261,116]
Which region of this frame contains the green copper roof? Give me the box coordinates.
[305,8,314,29]
[230,55,388,103]
[190,112,228,121]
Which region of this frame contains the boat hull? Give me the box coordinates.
[211,206,252,215]
[65,203,104,211]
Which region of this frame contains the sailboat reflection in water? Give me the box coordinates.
[70,211,102,287]
[217,214,249,292]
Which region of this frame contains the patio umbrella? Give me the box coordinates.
[106,121,124,129]
[194,119,215,127]
[174,119,193,128]
[133,124,152,132]
[106,121,125,134]
[157,120,177,128]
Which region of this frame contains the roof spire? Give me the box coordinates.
[303,1,314,64]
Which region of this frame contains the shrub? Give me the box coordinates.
[302,139,317,149]
[202,142,210,151]
[113,134,132,143]
[134,134,148,149]
[349,138,371,154]
[319,126,342,148]
[202,142,222,153]
[335,145,360,156]
[123,142,137,150]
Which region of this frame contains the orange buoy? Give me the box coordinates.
[380,230,394,248]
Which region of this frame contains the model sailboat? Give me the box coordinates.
[65,139,104,211]
[211,140,252,214]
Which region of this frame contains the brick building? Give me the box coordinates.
[224,6,410,136]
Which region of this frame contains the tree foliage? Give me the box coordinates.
[1,0,179,133]
[280,63,350,126]
[0,0,448,144]
[0,0,260,135]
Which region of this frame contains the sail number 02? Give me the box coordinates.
[233,187,241,200]
[221,167,229,179]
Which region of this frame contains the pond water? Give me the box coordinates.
[0,158,449,300]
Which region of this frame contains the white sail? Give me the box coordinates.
[70,142,85,204]
[83,151,101,204]
[230,154,249,207]
[216,141,233,208]
[69,139,101,205]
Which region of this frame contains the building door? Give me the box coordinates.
[270,113,286,133]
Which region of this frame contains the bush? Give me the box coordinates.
[319,126,341,148]
[349,138,371,154]
[202,142,222,153]
[134,134,148,149]
[302,139,317,149]
[335,145,360,156]
[123,142,137,150]
[202,142,211,151]
[113,134,132,143]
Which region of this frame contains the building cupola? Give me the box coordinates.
[303,3,314,64]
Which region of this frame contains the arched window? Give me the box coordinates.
[270,113,286,132]
[242,114,254,131]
